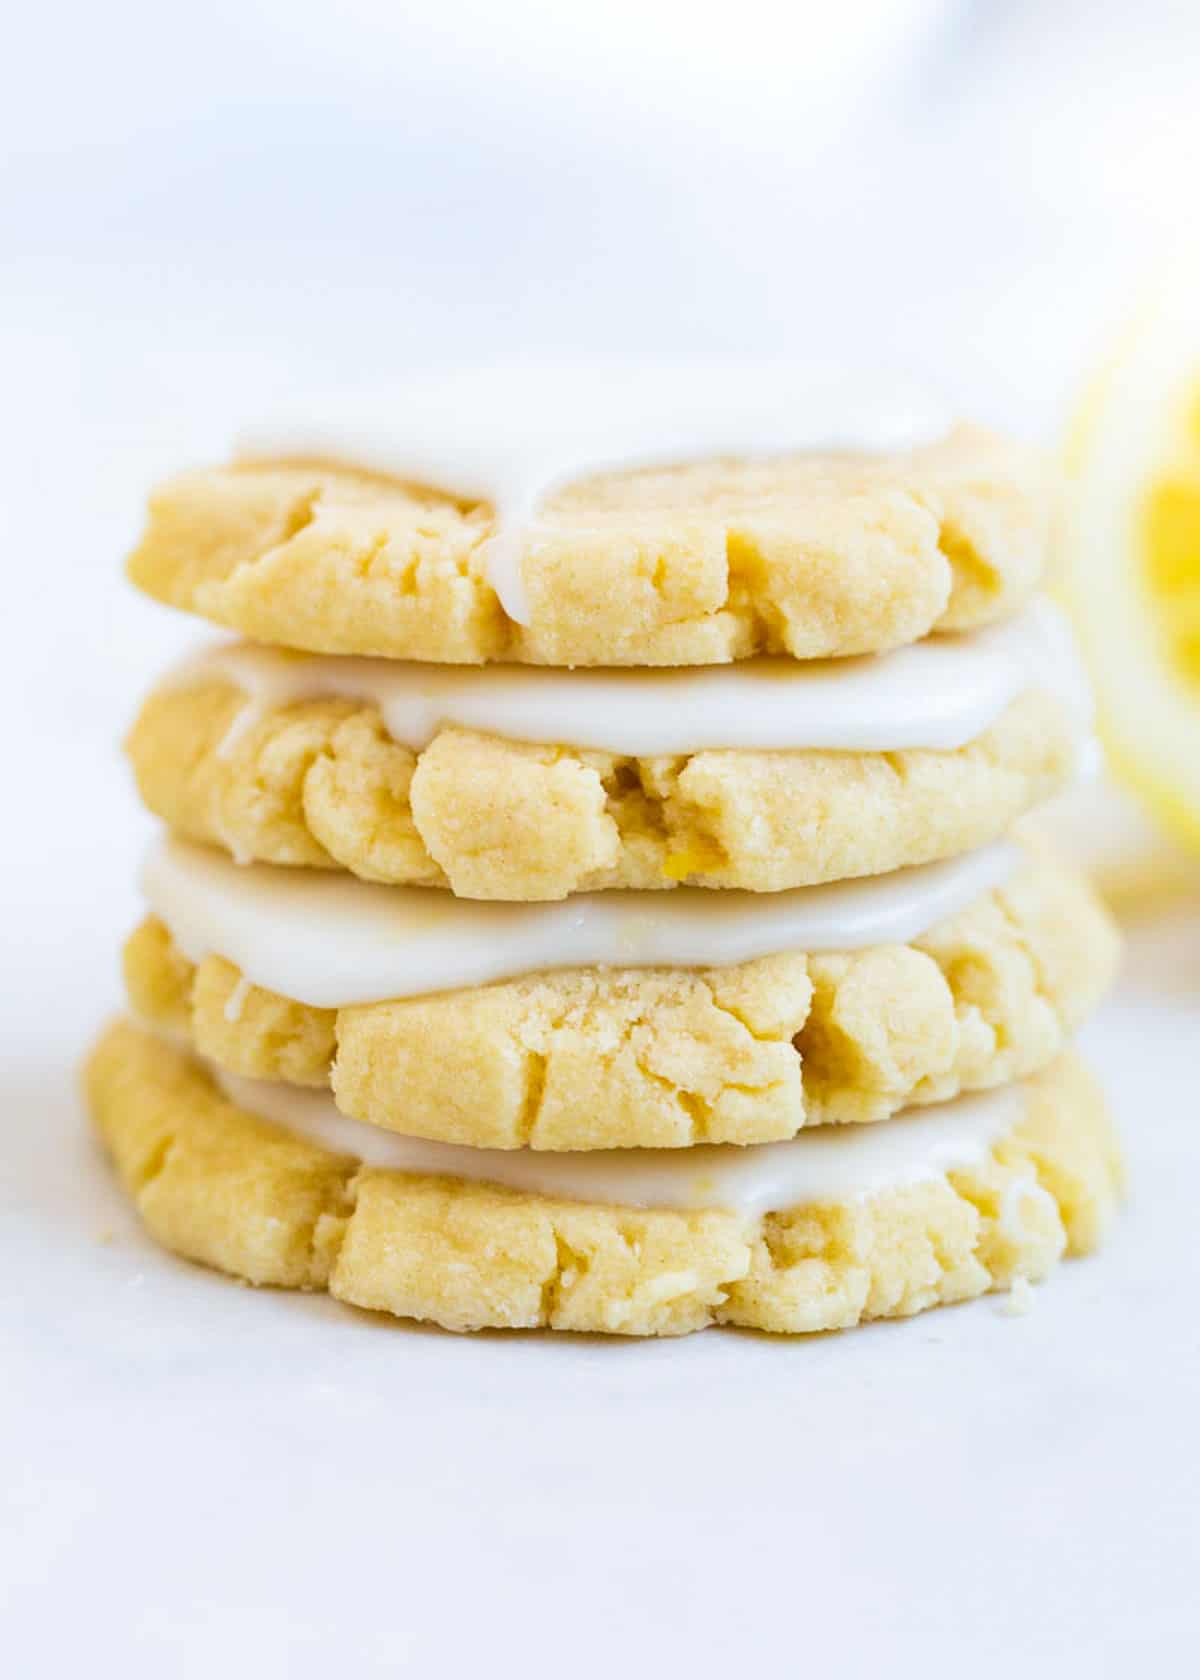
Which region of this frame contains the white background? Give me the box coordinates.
[2,2,1199,1673]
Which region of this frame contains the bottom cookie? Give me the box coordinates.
[85,1021,1122,1337]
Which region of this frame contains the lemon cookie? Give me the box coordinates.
[86,1023,1121,1337]
[128,416,1048,668]
[124,842,1118,1149]
[128,600,1088,899]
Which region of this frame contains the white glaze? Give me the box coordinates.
[164,599,1092,759]
[236,362,953,622]
[998,1174,1059,1243]
[222,975,252,1025]
[213,1063,1023,1215]
[142,835,1019,1008]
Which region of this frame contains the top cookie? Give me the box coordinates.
[127,423,1049,667]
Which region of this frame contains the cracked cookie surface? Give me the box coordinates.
[86,1024,1121,1336]
[127,426,1049,667]
[123,847,1118,1149]
[127,682,1076,899]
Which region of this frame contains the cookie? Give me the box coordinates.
[127,427,1048,668]
[85,1023,1121,1337]
[127,682,1076,898]
[123,847,1118,1149]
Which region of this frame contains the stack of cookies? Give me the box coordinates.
[87,369,1123,1337]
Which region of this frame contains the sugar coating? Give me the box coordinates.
[126,683,1075,900]
[85,1024,1122,1337]
[126,426,1048,668]
[122,848,1119,1150]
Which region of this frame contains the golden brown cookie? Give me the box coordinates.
[127,681,1075,898]
[127,427,1048,667]
[123,847,1118,1149]
[86,1022,1122,1337]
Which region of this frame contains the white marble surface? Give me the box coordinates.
[3,1,1200,1672]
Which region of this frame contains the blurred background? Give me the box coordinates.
[4,0,1200,907]
[10,0,1198,422]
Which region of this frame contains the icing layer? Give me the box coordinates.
[141,835,1019,1007]
[166,599,1091,758]
[214,1063,1024,1215]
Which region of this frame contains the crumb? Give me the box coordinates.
[1000,1275,1036,1317]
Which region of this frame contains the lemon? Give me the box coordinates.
[1061,283,1200,853]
